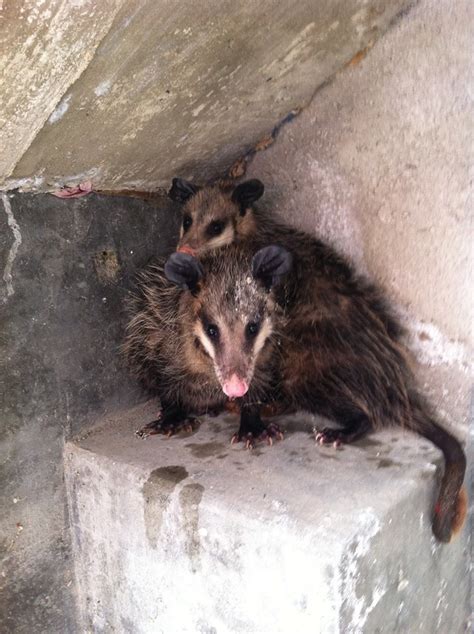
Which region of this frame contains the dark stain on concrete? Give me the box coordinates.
[354,437,383,449]
[93,248,120,284]
[179,483,205,573]
[185,442,227,459]
[319,452,339,460]
[154,465,188,484]
[418,330,432,341]
[142,466,188,548]
[208,422,222,434]
[376,458,401,469]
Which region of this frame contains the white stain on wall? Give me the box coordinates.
[48,94,72,124]
[94,80,112,97]
[1,193,22,301]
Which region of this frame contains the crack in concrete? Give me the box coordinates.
[224,1,418,185]
[2,193,22,301]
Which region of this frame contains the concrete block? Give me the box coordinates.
[2,0,412,191]
[65,401,469,633]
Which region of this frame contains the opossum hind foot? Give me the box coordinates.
[313,416,371,448]
[136,412,200,439]
[314,428,345,448]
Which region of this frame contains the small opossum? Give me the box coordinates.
[161,177,467,543]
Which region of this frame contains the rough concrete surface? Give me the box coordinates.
[0,191,180,632]
[1,0,412,191]
[65,400,470,634]
[246,0,473,436]
[0,0,126,182]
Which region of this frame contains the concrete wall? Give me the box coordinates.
[247,0,473,436]
[1,0,411,192]
[0,192,180,631]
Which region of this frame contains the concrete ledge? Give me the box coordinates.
[65,401,469,633]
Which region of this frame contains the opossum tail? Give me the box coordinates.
[412,403,467,542]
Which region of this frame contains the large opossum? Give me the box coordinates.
[160,177,467,543]
[123,245,290,439]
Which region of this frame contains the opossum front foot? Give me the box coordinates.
[136,415,200,439]
[262,422,285,445]
[313,427,344,449]
[231,422,284,450]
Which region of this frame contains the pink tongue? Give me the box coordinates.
[222,374,249,398]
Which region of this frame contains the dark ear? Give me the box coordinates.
[164,253,204,293]
[232,179,264,213]
[252,245,292,290]
[168,178,200,204]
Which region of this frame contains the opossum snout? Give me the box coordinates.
[177,244,197,256]
[222,374,249,398]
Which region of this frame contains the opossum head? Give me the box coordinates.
[165,245,291,398]
[169,178,264,257]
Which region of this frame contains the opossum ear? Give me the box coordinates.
[232,180,264,214]
[252,245,292,290]
[168,178,200,203]
[164,253,204,293]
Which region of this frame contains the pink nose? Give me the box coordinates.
[222,374,249,398]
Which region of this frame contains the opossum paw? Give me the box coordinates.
[261,422,285,445]
[313,427,344,448]
[231,423,284,450]
[135,415,200,439]
[230,432,260,450]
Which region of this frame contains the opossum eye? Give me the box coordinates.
[206,324,219,339]
[246,322,260,338]
[183,215,193,232]
[206,220,225,237]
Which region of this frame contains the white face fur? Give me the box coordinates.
[176,187,247,256]
[171,178,264,257]
[192,273,274,398]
